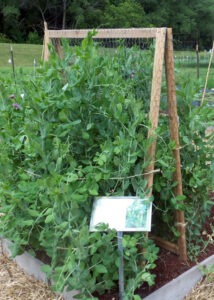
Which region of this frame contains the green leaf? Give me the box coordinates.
[158,159,169,168]
[95,264,108,274]
[66,173,78,182]
[122,238,127,248]
[44,208,53,216]
[22,220,34,226]
[45,214,54,224]
[175,194,186,201]
[89,188,99,196]
[94,173,102,182]
[183,136,190,144]
[82,132,90,140]
[41,265,53,276]
[141,272,154,286]
[86,123,93,130]
[28,209,40,217]
[71,119,81,126]
[62,229,71,239]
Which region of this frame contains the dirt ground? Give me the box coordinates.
[0,250,213,300]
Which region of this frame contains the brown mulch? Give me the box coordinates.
[0,252,62,300]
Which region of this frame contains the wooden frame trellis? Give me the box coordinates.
[43,23,187,261]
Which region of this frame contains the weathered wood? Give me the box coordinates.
[53,39,63,59]
[48,28,159,39]
[43,22,50,61]
[165,28,187,261]
[201,40,214,104]
[145,28,167,193]
[151,236,179,254]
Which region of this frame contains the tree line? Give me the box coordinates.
[0,0,213,49]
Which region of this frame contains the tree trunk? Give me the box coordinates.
[62,0,67,29]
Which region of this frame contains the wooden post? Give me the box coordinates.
[196,43,199,79]
[43,22,50,61]
[53,39,63,59]
[165,28,187,261]
[145,28,167,194]
[201,40,214,104]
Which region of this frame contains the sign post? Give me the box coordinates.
[90,196,152,298]
[117,231,124,300]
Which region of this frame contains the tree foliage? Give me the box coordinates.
[0,0,213,47]
[102,0,150,28]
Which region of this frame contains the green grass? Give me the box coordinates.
[175,67,214,89]
[0,43,43,68]
[174,50,214,88]
[0,43,213,88]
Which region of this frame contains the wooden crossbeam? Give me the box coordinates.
[48,27,158,39]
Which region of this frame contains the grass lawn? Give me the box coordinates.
[0,42,213,89]
[175,66,214,89]
[0,43,43,68]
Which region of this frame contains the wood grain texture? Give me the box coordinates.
[43,22,50,61]
[165,28,187,261]
[47,28,158,39]
[151,236,179,254]
[145,28,167,193]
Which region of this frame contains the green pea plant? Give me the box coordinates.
[0,33,158,298]
[0,31,213,298]
[152,73,214,257]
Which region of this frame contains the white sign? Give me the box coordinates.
[90,196,152,232]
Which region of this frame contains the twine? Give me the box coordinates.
[175,222,187,227]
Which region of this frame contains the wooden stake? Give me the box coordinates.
[53,39,63,59]
[10,46,16,80]
[145,28,167,193]
[201,40,214,104]
[151,236,179,254]
[165,28,187,261]
[196,43,199,79]
[43,22,50,61]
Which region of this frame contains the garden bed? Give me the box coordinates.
[141,197,214,298]
[98,195,214,299]
[0,194,213,300]
[1,240,213,300]
[0,34,213,299]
